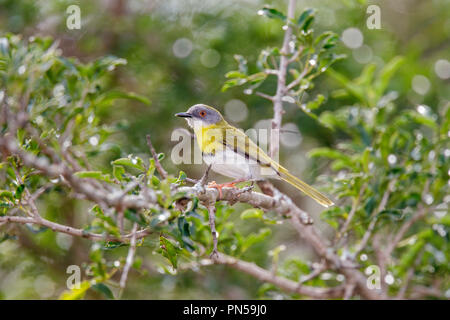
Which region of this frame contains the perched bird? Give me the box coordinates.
[176,104,334,207]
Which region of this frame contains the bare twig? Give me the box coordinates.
[146,134,168,179]
[255,91,274,101]
[337,184,366,240]
[119,223,138,297]
[0,215,151,242]
[298,261,327,285]
[285,66,309,91]
[343,281,356,300]
[206,204,219,259]
[212,252,345,299]
[270,0,296,158]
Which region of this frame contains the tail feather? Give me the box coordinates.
[279,170,334,208]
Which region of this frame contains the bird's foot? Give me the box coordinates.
[209,249,219,261]
[207,181,239,198]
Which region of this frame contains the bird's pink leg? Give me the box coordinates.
[207,178,249,198]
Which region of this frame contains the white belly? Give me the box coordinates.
[202,148,279,180]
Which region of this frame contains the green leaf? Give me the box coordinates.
[241,228,272,252]
[259,6,286,22]
[297,8,315,31]
[74,171,113,183]
[308,148,354,170]
[361,147,371,173]
[160,236,180,269]
[240,208,264,220]
[326,68,366,104]
[306,94,325,110]
[404,111,438,131]
[374,56,404,98]
[113,165,126,181]
[225,71,246,79]
[92,283,114,299]
[221,78,243,92]
[364,196,377,216]
[14,184,25,200]
[315,32,339,49]
[0,190,14,200]
[177,171,187,183]
[112,157,145,171]
[124,209,146,227]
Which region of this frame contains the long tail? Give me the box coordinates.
[279,170,334,208]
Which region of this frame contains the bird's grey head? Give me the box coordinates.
[175,104,224,127]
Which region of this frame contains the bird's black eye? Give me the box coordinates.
[199,110,207,117]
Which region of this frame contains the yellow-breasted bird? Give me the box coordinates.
[175,104,334,207]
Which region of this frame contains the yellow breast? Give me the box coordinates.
[193,125,224,155]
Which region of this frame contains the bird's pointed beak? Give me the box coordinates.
[175,112,192,118]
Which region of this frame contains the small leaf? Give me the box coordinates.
[160,236,180,269]
[306,94,325,110]
[112,157,145,171]
[297,8,315,31]
[240,208,264,220]
[113,165,125,181]
[92,283,114,299]
[0,190,14,200]
[364,196,377,216]
[124,209,146,227]
[259,6,286,21]
[74,171,113,183]
[225,71,246,79]
[14,184,25,199]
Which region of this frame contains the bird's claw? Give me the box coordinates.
[207,181,236,198]
[209,249,219,261]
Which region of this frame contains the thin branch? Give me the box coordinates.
[387,206,427,256]
[206,204,219,259]
[255,91,274,101]
[285,66,309,91]
[270,0,296,158]
[337,184,367,240]
[408,284,445,299]
[146,134,168,179]
[353,180,395,257]
[212,252,345,299]
[343,281,356,300]
[287,46,303,63]
[264,69,279,75]
[396,249,424,299]
[386,180,430,256]
[119,222,138,297]
[298,261,327,284]
[0,215,151,242]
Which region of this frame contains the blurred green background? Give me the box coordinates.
[0,0,448,299]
